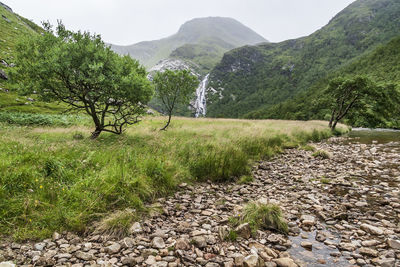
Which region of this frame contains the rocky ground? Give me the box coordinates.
[1,137,399,267]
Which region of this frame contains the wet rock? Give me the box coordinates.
[300,241,312,250]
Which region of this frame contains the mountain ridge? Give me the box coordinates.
[110,17,267,69]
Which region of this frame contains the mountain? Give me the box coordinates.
[248,35,400,128]
[110,17,267,71]
[206,0,400,118]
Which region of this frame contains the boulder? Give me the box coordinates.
[0,69,7,80]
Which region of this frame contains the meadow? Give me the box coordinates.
[0,115,343,240]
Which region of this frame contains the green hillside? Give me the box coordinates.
[206,0,400,118]
[0,2,64,114]
[111,17,266,69]
[247,35,400,128]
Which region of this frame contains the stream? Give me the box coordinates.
[287,128,400,266]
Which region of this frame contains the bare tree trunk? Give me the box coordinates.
[331,120,338,131]
[90,128,102,139]
[160,113,172,131]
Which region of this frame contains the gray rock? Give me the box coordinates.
[175,238,191,250]
[359,247,378,257]
[243,254,264,267]
[0,262,16,267]
[152,236,165,249]
[191,236,207,248]
[360,224,383,235]
[105,242,121,254]
[273,257,297,267]
[75,251,94,261]
[235,223,252,239]
[387,239,400,250]
[0,69,7,80]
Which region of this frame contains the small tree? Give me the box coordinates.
[326,76,400,130]
[153,69,199,130]
[12,22,153,138]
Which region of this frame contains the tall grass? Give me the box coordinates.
[0,117,343,240]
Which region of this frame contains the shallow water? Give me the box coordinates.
[289,129,400,266]
[347,128,400,144]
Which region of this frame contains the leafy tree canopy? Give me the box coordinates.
[326,76,400,130]
[153,69,199,130]
[12,21,153,138]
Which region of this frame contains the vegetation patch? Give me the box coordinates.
[0,118,335,240]
[93,209,137,238]
[312,150,331,159]
[229,202,288,235]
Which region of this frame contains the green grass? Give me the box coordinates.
[229,202,288,235]
[312,150,331,159]
[237,175,254,185]
[0,117,339,240]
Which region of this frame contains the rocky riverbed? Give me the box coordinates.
[1,136,399,267]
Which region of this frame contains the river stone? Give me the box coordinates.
[0,262,16,267]
[175,238,191,250]
[301,241,312,250]
[359,247,378,257]
[205,263,220,267]
[243,254,263,267]
[273,257,297,267]
[235,223,252,239]
[191,236,207,248]
[105,242,121,254]
[387,239,400,250]
[360,224,383,235]
[129,222,142,234]
[152,237,165,249]
[75,251,94,261]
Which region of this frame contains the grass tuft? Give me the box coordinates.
[312,150,331,159]
[230,202,288,235]
[237,175,254,185]
[93,209,137,238]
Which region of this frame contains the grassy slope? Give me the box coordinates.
[249,35,400,127]
[0,117,343,240]
[207,0,400,118]
[0,4,69,114]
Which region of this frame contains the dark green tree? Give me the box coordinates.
[326,76,400,130]
[12,22,153,138]
[153,70,199,130]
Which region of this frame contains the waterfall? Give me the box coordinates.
[194,74,209,117]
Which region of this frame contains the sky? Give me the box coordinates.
[3,0,356,46]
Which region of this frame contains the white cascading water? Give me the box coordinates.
[194,74,209,117]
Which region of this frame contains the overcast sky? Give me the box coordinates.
[4,0,356,45]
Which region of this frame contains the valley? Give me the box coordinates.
[0,0,399,266]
